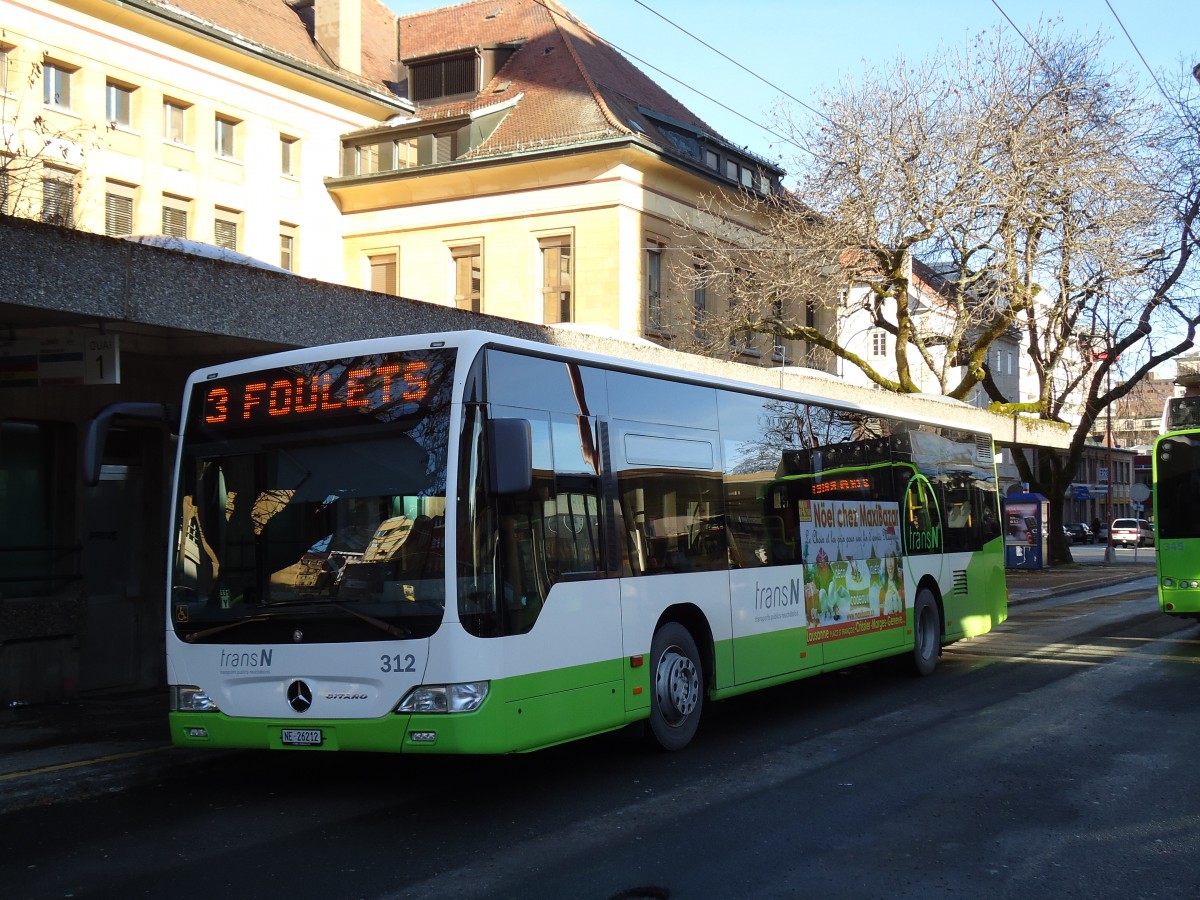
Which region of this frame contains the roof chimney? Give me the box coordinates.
[316,0,362,77]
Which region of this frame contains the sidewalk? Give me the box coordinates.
[0,557,1158,815]
[1004,555,1156,604]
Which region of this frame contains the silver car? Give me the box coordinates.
[1109,518,1154,548]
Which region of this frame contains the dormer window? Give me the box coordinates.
[341,128,464,175]
[406,45,518,105]
[411,54,477,102]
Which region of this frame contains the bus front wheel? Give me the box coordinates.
[647,622,703,751]
[911,589,940,677]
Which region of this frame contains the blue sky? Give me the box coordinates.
[388,0,1199,166]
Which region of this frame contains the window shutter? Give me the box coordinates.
[163,206,188,238]
[105,192,133,237]
[41,178,74,226]
[214,218,237,251]
[369,254,397,295]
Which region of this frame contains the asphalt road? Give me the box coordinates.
[2,575,1196,900]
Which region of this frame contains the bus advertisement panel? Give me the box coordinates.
[797,497,906,643]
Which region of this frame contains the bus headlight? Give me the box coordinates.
[1163,577,1176,588]
[396,682,489,713]
[171,685,220,712]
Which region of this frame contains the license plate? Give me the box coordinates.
[281,728,323,746]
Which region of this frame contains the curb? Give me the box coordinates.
[1006,568,1154,605]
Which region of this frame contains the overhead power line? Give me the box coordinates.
[1102,0,1175,108]
[632,0,832,126]
[528,0,809,156]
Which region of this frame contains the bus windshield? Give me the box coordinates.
[171,348,454,644]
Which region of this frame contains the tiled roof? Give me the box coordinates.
[398,0,744,165]
[133,0,769,170]
[141,0,398,94]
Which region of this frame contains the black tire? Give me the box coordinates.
[646,622,704,751]
[910,588,940,677]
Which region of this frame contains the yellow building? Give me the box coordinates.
[0,0,800,701]
[1,0,409,280]
[2,0,802,356]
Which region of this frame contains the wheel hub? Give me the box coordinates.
[656,648,699,723]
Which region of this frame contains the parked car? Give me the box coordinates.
[1064,522,1093,544]
[1109,518,1154,548]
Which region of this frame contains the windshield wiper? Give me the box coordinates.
[327,602,412,639]
[183,614,272,642]
[261,596,412,639]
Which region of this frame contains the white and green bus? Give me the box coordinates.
[164,330,1006,753]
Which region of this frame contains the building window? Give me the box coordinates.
[693,261,709,339]
[280,135,297,176]
[0,167,9,216]
[740,167,754,189]
[280,223,297,272]
[42,61,73,109]
[41,169,74,226]
[162,195,190,238]
[725,159,738,181]
[704,149,719,170]
[1,46,12,96]
[214,210,240,251]
[773,298,786,361]
[871,330,887,357]
[342,136,417,175]
[104,182,135,237]
[451,243,482,312]
[369,252,398,295]
[538,235,573,324]
[646,241,664,332]
[215,115,239,159]
[164,100,188,144]
[106,81,133,128]
[410,55,477,102]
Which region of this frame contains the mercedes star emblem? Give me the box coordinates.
[287,680,313,713]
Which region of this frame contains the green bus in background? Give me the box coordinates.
[1153,428,1200,619]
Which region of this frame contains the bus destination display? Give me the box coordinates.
[191,350,453,435]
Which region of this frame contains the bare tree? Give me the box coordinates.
[672,23,1200,562]
[1,52,98,225]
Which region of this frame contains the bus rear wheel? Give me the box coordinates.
[911,588,940,677]
[647,622,703,751]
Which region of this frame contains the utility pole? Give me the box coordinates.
[1105,371,1115,563]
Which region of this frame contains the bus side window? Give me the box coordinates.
[494,412,606,633]
[762,486,798,564]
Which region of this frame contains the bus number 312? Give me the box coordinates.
[381,653,417,673]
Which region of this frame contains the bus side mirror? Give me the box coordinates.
[83,401,180,486]
[488,418,532,495]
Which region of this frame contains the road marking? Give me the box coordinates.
[0,744,173,782]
